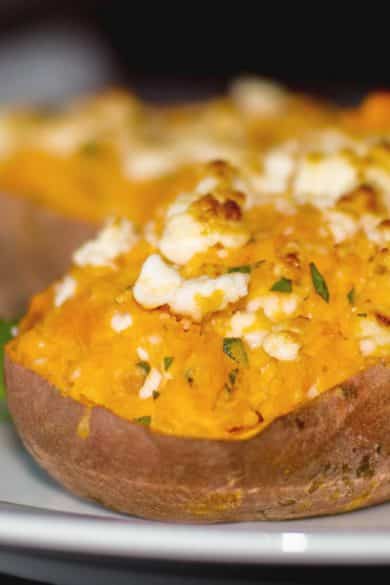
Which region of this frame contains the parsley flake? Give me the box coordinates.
[163,356,174,371]
[310,262,330,303]
[223,338,248,366]
[271,277,292,293]
[134,416,151,426]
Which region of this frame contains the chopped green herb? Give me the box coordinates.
[225,368,239,393]
[163,356,174,371]
[152,391,160,400]
[253,260,265,268]
[223,338,248,366]
[227,260,265,274]
[310,262,330,303]
[136,361,151,375]
[229,368,239,386]
[347,287,356,305]
[227,265,251,274]
[135,416,151,426]
[271,277,292,293]
[357,312,368,318]
[0,320,17,400]
[184,368,195,386]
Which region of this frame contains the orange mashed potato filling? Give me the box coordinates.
[5,81,390,440]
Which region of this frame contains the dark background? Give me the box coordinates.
[0,1,389,105]
[0,2,389,583]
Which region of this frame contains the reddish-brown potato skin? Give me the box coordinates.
[5,355,390,523]
[0,192,97,319]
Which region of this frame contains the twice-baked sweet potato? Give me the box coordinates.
[5,356,390,522]
[4,94,390,523]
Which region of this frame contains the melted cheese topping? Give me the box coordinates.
[7,87,390,440]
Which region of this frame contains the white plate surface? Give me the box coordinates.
[1,420,390,565]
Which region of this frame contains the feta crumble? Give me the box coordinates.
[137,347,149,361]
[133,254,250,321]
[357,316,390,356]
[73,219,138,267]
[54,275,77,307]
[139,368,162,399]
[325,210,359,243]
[262,331,301,361]
[111,312,133,332]
[293,153,359,209]
[247,293,299,322]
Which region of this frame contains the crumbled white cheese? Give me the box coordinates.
[195,176,219,195]
[244,330,268,349]
[227,312,268,349]
[159,213,206,264]
[148,335,162,345]
[73,219,138,267]
[361,214,390,246]
[133,254,249,321]
[262,331,301,361]
[293,153,359,208]
[158,171,250,264]
[137,347,149,361]
[325,210,359,243]
[228,311,256,337]
[123,147,177,180]
[133,254,182,309]
[247,293,299,322]
[258,147,295,194]
[139,368,162,399]
[111,312,133,332]
[230,77,288,116]
[166,191,201,219]
[307,384,320,398]
[360,338,378,356]
[159,206,249,265]
[357,316,390,356]
[171,272,249,321]
[54,275,77,307]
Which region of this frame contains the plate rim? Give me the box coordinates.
[1,507,390,565]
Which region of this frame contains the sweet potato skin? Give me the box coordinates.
[5,354,390,523]
[0,192,97,319]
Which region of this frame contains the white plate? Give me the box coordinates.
[1,419,390,569]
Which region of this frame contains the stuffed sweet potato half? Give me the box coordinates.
[5,115,390,522]
[0,78,333,319]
